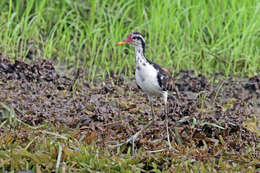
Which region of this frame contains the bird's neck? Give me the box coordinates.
[135,45,148,65]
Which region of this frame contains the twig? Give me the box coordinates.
[16,118,47,130]
[25,136,38,150]
[55,142,63,173]
[0,120,7,128]
[80,121,122,131]
[148,149,165,153]
[42,130,68,140]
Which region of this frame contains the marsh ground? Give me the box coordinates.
[0,55,259,172]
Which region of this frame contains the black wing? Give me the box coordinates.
[149,62,176,91]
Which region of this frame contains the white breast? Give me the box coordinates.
[135,62,162,96]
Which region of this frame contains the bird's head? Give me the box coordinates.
[117,32,145,51]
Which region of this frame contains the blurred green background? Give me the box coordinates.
[0,0,259,80]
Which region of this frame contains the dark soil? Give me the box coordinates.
[0,53,259,158]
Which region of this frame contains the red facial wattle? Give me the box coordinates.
[127,34,133,43]
[116,33,133,45]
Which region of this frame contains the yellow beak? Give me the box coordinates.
[116,40,128,46]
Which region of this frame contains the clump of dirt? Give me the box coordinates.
[0,53,70,86]
[0,54,259,157]
[245,75,260,95]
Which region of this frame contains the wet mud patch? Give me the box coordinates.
[0,54,259,170]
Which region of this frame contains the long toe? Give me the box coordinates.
[168,145,179,153]
[127,131,141,144]
[127,131,142,154]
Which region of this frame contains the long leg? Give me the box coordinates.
[149,96,156,121]
[163,92,172,148]
[163,92,178,152]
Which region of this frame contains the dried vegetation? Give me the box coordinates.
[0,54,259,172]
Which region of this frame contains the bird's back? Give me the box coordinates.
[148,61,176,92]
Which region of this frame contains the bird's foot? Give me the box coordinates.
[108,130,142,152]
[166,133,179,153]
[165,123,179,153]
[108,120,154,154]
[168,144,179,153]
[126,130,141,144]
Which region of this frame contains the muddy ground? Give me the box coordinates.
[0,53,259,167]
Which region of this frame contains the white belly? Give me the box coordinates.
[135,63,162,96]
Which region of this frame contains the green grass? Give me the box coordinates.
[0,0,260,80]
[0,124,258,172]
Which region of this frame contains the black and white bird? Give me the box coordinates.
[116,32,178,151]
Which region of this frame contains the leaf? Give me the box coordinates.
[201,122,225,130]
[242,116,260,137]
[85,131,97,144]
[13,150,42,164]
